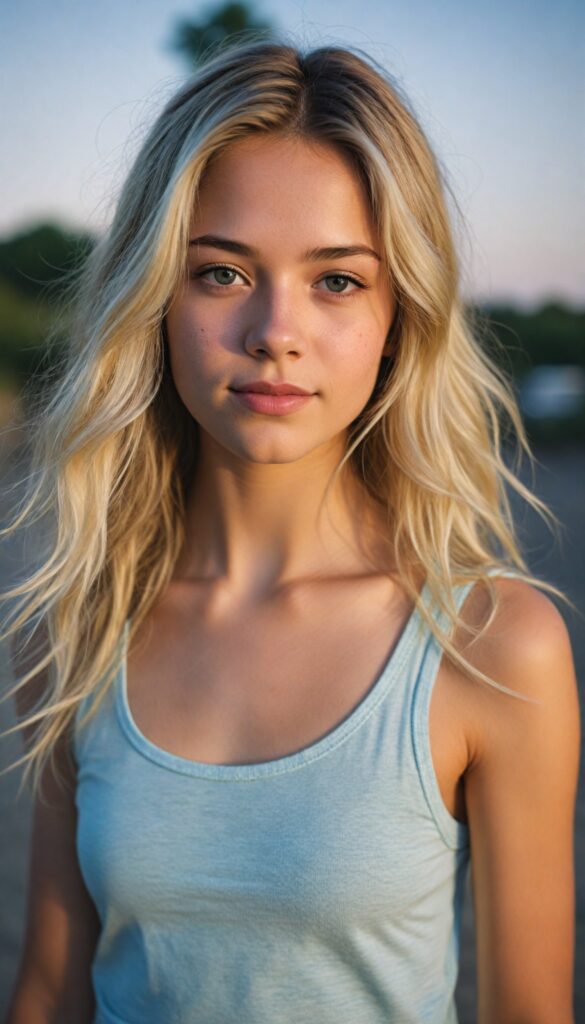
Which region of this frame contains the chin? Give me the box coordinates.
[224,433,322,465]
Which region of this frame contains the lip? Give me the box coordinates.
[230,381,314,396]
[229,390,314,416]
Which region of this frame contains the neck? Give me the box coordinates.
[172,431,396,602]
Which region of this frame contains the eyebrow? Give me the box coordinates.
[188,234,381,263]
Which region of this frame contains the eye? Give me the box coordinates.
[317,273,365,297]
[190,264,366,297]
[193,263,245,287]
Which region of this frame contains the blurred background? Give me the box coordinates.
[0,1,583,1020]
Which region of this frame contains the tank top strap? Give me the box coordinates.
[408,566,519,848]
[420,565,520,628]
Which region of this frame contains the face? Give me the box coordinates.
[165,133,396,465]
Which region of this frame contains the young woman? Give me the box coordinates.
[1,37,580,1024]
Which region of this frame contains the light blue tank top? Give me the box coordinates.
[73,574,497,1024]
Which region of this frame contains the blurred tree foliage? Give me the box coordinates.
[0,222,94,301]
[481,301,585,376]
[0,222,95,389]
[171,0,275,67]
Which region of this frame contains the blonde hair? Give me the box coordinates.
[0,36,577,799]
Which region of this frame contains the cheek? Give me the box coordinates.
[166,302,220,381]
[332,331,385,399]
[164,311,215,419]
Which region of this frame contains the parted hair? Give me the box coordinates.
[0,35,574,799]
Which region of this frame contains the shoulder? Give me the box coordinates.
[457,574,576,694]
[445,574,579,767]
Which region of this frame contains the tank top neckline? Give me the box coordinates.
[115,577,441,781]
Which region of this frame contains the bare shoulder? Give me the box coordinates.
[451,575,580,762]
[456,573,574,671]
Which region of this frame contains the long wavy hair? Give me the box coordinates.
[0,35,576,799]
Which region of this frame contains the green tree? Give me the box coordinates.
[171,0,276,68]
[0,222,95,389]
[0,222,95,303]
[482,302,585,377]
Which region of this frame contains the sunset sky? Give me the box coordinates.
[1,0,583,309]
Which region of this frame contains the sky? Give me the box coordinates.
[1,0,584,309]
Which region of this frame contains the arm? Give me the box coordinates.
[462,579,580,1024]
[5,625,101,1024]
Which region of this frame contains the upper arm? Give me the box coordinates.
[8,751,101,1022]
[462,580,581,1024]
[7,623,100,1022]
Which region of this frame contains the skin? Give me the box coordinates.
[165,133,398,607]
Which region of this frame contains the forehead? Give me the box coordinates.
[192,134,376,244]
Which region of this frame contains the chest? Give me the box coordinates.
[125,581,474,826]
[77,695,469,1018]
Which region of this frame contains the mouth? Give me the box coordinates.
[228,389,315,416]
[229,382,315,397]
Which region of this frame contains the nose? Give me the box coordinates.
[242,283,306,360]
